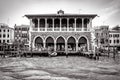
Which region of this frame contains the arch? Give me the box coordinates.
[32,18,38,28]
[56,36,65,51]
[67,36,76,51]
[69,18,74,28]
[47,19,52,28]
[84,18,89,29]
[78,35,89,51]
[61,18,67,28]
[33,36,44,51]
[45,36,55,48]
[76,18,82,28]
[40,19,45,28]
[54,18,60,28]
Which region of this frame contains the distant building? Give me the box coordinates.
[14,25,29,50]
[0,23,14,44]
[109,29,120,51]
[94,25,109,48]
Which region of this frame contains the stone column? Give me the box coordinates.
[76,41,78,52]
[43,41,46,49]
[45,18,47,31]
[65,40,68,54]
[89,18,92,31]
[82,18,84,31]
[67,18,69,31]
[74,18,76,31]
[38,18,40,31]
[30,19,32,31]
[52,18,54,31]
[29,19,32,50]
[54,42,56,52]
[60,18,61,31]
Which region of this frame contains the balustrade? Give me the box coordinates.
[47,28,53,31]
[76,28,82,31]
[32,27,89,32]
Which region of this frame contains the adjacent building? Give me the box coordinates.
[109,29,120,51]
[14,25,29,50]
[0,23,14,51]
[0,23,14,44]
[25,10,97,53]
[94,25,109,48]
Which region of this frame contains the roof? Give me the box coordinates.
[25,13,97,19]
[0,23,14,30]
[14,25,30,28]
[109,30,120,33]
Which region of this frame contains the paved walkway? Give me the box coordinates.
[0,56,120,80]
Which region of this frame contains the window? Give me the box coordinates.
[7,34,9,38]
[106,33,108,36]
[3,40,5,43]
[8,30,9,32]
[109,40,111,43]
[106,39,108,43]
[0,29,1,32]
[3,29,5,32]
[114,40,115,43]
[100,38,104,44]
[3,34,5,38]
[0,40,1,43]
[117,40,119,43]
[7,40,9,43]
[15,28,17,30]
[111,34,112,37]
[0,34,1,38]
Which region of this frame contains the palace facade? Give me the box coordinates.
[25,10,97,53]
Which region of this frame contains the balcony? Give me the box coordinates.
[32,28,89,32]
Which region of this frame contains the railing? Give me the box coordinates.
[61,28,67,31]
[76,28,82,31]
[39,28,45,31]
[32,28,89,32]
[69,28,75,31]
[54,28,60,31]
[33,28,38,31]
[47,28,53,31]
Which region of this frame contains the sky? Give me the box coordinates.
[0,0,120,28]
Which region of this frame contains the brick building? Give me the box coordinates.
[25,10,97,53]
[14,25,29,50]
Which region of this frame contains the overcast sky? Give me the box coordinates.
[0,0,120,28]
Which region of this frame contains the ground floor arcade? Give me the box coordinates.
[31,34,90,53]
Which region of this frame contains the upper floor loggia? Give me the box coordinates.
[25,10,97,32]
